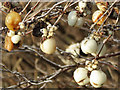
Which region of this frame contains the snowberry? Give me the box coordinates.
[68,11,84,28]
[11,35,21,44]
[90,70,107,88]
[7,30,15,37]
[81,38,97,54]
[40,37,56,54]
[92,10,106,25]
[19,22,25,29]
[5,11,22,31]
[73,67,89,86]
[78,1,86,12]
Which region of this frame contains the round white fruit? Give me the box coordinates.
[78,1,86,12]
[19,22,25,29]
[11,35,21,44]
[90,70,107,88]
[7,30,15,37]
[68,11,84,27]
[73,67,89,85]
[81,38,97,54]
[75,17,84,27]
[40,38,56,54]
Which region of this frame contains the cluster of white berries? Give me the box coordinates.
[73,61,107,88]
[80,35,106,57]
[67,0,87,28]
[7,30,22,44]
[67,0,88,28]
[40,23,57,54]
[85,60,98,71]
[68,11,85,28]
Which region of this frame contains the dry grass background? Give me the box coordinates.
[1,1,120,88]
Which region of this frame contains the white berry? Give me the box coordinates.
[81,38,97,54]
[73,67,89,86]
[11,35,21,44]
[7,30,15,37]
[68,11,84,28]
[78,1,86,12]
[40,38,56,54]
[90,70,107,88]
[19,22,25,29]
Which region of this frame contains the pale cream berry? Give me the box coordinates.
[68,11,84,28]
[87,66,93,71]
[73,67,89,86]
[11,35,21,44]
[40,38,56,54]
[85,60,91,65]
[7,30,15,37]
[90,70,107,88]
[81,38,98,54]
[42,28,47,37]
[92,64,98,69]
[18,32,22,36]
[78,1,86,12]
[19,22,25,29]
[47,24,52,30]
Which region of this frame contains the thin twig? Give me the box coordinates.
[97,7,113,32]
[22,0,41,22]
[97,35,112,57]
[36,0,67,20]
[19,0,32,15]
[22,45,63,69]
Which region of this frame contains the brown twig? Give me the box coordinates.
[22,0,41,22]
[19,0,32,15]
